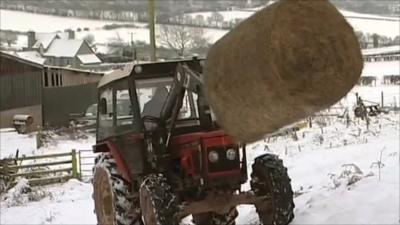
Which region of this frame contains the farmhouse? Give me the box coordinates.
[22,31,102,69]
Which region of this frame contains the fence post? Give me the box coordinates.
[36,126,43,149]
[381,91,384,108]
[78,151,82,181]
[71,149,79,179]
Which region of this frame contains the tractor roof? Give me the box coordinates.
[98,58,204,88]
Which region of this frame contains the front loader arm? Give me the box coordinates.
[160,63,211,146]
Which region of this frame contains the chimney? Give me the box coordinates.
[27,31,36,49]
[67,29,75,40]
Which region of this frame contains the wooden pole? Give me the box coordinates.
[71,149,79,179]
[148,0,157,61]
[381,91,384,107]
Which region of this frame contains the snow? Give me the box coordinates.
[185,8,400,38]
[43,39,85,57]
[363,45,400,56]
[0,83,399,224]
[3,6,398,54]
[0,9,128,33]
[347,85,400,107]
[77,54,102,64]
[0,129,95,159]
[188,10,253,22]
[15,50,46,65]
[362,61,400,78]
[0,179,96,224]
[340,9,399,21]
[34,33,58,50]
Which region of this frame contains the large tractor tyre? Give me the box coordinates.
[140,174,179,225]
[92,153,142,225]
[250,154,295,225]
[192,207,238,225]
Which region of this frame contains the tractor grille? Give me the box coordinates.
[207,146,240,173]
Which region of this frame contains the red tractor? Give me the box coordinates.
[92,58,294,225]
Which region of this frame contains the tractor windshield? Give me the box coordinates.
[135,77,199,120]
[136,77,173,118]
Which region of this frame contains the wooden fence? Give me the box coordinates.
[0,150,80,187]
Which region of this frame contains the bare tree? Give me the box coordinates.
[210,12,224,27]
[0,32,17,47]
[157,24,208,57]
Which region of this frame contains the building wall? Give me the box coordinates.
[76,42,93,55]
[0,53,43,111]
[43,67,103,88]
[0,105,42,129]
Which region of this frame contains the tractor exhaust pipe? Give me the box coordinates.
[204,0,363,143]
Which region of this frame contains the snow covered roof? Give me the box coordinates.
[43,39,84,57]
[361,61,400,78]
[0,50,43,68]
[16,51,46,65]
[33,33,58,49]
[77,54,101,64]
[362,45,400,56]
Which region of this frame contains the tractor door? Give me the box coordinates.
[96,78,146,179]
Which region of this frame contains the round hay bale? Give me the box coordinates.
[204,0,363,143]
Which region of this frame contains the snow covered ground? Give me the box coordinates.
[0,84,399,224]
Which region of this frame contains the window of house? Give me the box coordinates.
[56,73,59,86]
[98,88,114,140]
[44,70,48,87]
[51,73,55,86]
[59,74,63,86]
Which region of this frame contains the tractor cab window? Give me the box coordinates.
[136,77,173,117]
[97,82,137,141]
[178,91,199,120]
[115,89,134,132]
[98,88,113,140]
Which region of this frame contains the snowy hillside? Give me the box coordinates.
[0,83,399,224]
[185,8,400,38]
[1,4,399,51]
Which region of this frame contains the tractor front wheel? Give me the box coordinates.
[140,174,179,225]
[92,153,142,225]
[250,154,295,225]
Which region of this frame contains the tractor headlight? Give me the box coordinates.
[226,149,237,160]
[208,151,219,163]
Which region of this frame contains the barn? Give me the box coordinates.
[0,51,104,128]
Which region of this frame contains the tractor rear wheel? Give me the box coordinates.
[140,174,179,225]
[192,207,238,225]
[250,154,294,225]
[92,153,142,225]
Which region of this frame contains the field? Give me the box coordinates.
[0,84,399,224]
[1,6,399,52]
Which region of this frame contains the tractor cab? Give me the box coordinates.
[94,58,245,185]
